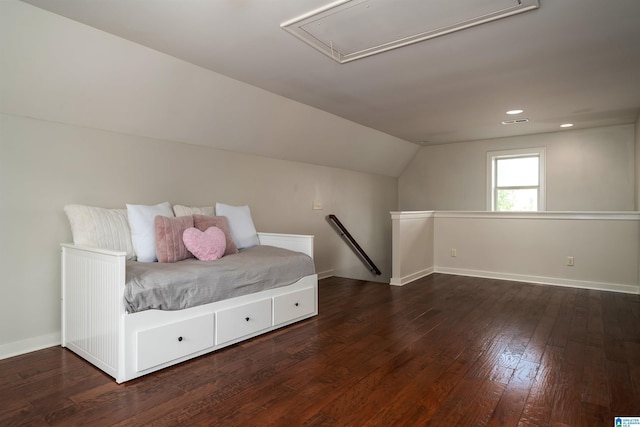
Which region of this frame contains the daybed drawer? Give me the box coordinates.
[216,299,272,345]
[136,313,214,372]
[273,286,316,325]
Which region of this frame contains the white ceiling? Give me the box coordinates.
[21,0,640,146]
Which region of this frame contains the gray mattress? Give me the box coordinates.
[124,245,315,313]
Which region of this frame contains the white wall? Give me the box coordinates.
[390,211,640,294]
[635,114,640,210]
[0,1,400,358]
[434,212,639,293]
[399,125,635,211]
[390,212,434,286]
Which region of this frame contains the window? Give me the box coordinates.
[487,148,545,211]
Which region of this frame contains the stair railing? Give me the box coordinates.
[327,214,381,276]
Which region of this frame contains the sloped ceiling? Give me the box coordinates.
[20,0,640,147]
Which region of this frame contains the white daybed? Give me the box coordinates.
[62,217,317,383]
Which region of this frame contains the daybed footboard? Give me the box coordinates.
[61,233,317,383]
[61,244,126,380]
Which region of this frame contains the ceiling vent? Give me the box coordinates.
[281,0,539,64]
[501,118,530,125]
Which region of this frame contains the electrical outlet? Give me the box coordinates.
[451,248,457,257]
[567,256,574,266]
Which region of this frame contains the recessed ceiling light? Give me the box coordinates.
[560,123,574,128]
[506,109,524,115]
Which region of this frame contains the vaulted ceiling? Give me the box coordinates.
[22,0,640,146]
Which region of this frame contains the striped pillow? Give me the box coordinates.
[64,204,136,260]
[154,215,195,263]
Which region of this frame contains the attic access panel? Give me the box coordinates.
[281,0,539,63]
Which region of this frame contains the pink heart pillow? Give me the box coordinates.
[182,226,227,261]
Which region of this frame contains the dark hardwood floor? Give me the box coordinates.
[1,274,639,426]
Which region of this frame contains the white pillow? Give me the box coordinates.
[64,204,136,260]
[215,203,259,249]
[126,202,174,262]
[173,205,215,217]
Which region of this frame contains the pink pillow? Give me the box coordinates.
[154,215,194,263]
[192,215,239,256]
[183,227,227,261]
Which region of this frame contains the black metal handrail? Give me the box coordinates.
[327,214,381,276]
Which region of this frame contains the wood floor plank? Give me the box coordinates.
[581,344,610,408]
[518,344,565,427]
[567,290,589,344]
[606,359,638,416]
[549,339,587,426]
[486,359,539,427]
[1,274,639,426]
[547,289,577,348]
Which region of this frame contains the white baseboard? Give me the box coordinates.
[387,265,639,294]
[390,267,434,286]
[435,267,640,294]
[317,269,334,280]
[0,331,60,361]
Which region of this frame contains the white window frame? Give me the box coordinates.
[486,147,546,211]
